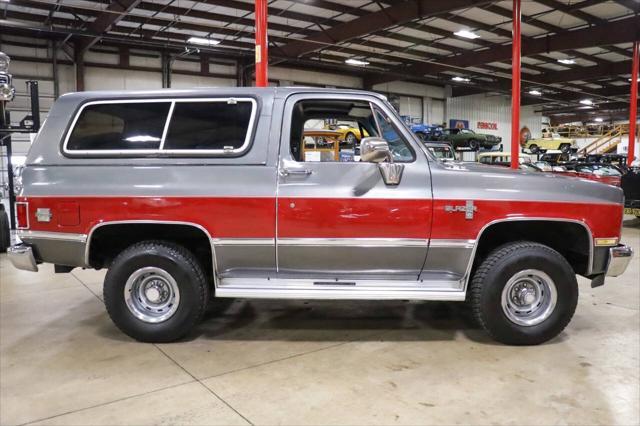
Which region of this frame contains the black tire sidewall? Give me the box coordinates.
[469,139,479,150]
[529,144,539,153]
[104,244,206,342]
[477,246,578,345]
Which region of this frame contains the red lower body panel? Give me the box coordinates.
[18,196,622,240]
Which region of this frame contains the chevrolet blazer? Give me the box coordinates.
[7,87,633,345]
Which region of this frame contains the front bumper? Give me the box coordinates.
[606,244,633,277]
[7,244,38,272]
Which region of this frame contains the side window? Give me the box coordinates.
[66,102,171,151]
[164,101,254,151]
[290,99,379,162]
[373,106,415,162]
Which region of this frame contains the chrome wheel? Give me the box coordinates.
[124,267,180,323]
[501,269,557,327]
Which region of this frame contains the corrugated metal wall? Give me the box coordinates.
[446,94,543,152]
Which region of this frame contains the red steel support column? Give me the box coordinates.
[628,41,639,167]
[510,0,521,169]
[254,0,268,87]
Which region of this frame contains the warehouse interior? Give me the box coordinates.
[0,1,639,425]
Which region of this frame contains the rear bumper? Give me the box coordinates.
[606,244,633,277]
[7,244,38,272]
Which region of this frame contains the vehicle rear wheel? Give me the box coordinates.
[468,139,479,151]
[560,143,571,153]
[469,241,578,345]
[416,132,427,141]
[104,240,209,343]
[529,144,539,154]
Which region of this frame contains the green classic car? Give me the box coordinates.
[441,128,502,151]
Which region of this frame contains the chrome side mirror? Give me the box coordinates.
[360,137,404,185]
[360,137,391,163]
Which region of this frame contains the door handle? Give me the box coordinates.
[280,168,313,177]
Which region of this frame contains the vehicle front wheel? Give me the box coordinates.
[469,241,578,345]
[560,143,571,153]
[416,132,427,141]
[529,144,539,154]
[468,139,479,151]
[103,241,209,343]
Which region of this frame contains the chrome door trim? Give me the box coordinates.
[18,230,88,243]
[461,217,595,293]
[429,239,476,248]
[278,238,429,247]
[85,220,218,277]
[212,238,275,246]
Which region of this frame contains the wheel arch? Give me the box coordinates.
[85,220,216,277]
[464,218,593,291]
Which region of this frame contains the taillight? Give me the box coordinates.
[16,202,29,229]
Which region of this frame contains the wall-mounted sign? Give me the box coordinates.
[520,126,531,147]
[477,121,498,130]
[449,119,469,129]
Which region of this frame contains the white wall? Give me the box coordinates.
[446,93,543,153]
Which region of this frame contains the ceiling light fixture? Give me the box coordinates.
[594,117,603,122]
[345,58,369,66]
[187,37,221,46]
[629,78,640,82]
[451,76,470,82]
[454,29,480,39]
[579,99,593,105]
[557,58,575,65]
[529,90,542,95]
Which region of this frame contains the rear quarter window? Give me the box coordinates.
[66,102,171,151]
[63,98,257,156]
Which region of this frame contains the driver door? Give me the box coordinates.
[276,94,433,280]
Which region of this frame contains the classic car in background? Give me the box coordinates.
[477,152,533,166]
[539,150,573,165]
[327,122,369,145]
[423,142,455,161]
[410,123,443,141]
[441,128,501,151]
[524,133,576,154]
[621,165,640,217]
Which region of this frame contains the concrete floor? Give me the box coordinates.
[1,219,638,426]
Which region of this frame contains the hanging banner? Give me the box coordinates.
[449,119,469,129]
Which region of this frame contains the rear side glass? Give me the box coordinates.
[163,101,254,151]
[66,102,171,151]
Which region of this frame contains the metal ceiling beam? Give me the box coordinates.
[277,0,494,58]
[368,16,640,85]
[538,60,632,84]
[76,0,142,52]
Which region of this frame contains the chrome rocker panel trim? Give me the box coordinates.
[216,278,466,301]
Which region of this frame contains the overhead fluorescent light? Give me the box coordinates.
[594,117,603,122]
[579,99,593,105]
[629,78,640,82]
[451,76,470,82]
[557,58,575,65]
[454,29,480,39]
[529,90,542,96]
[345,58,369,66]
[187,37,221,46]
